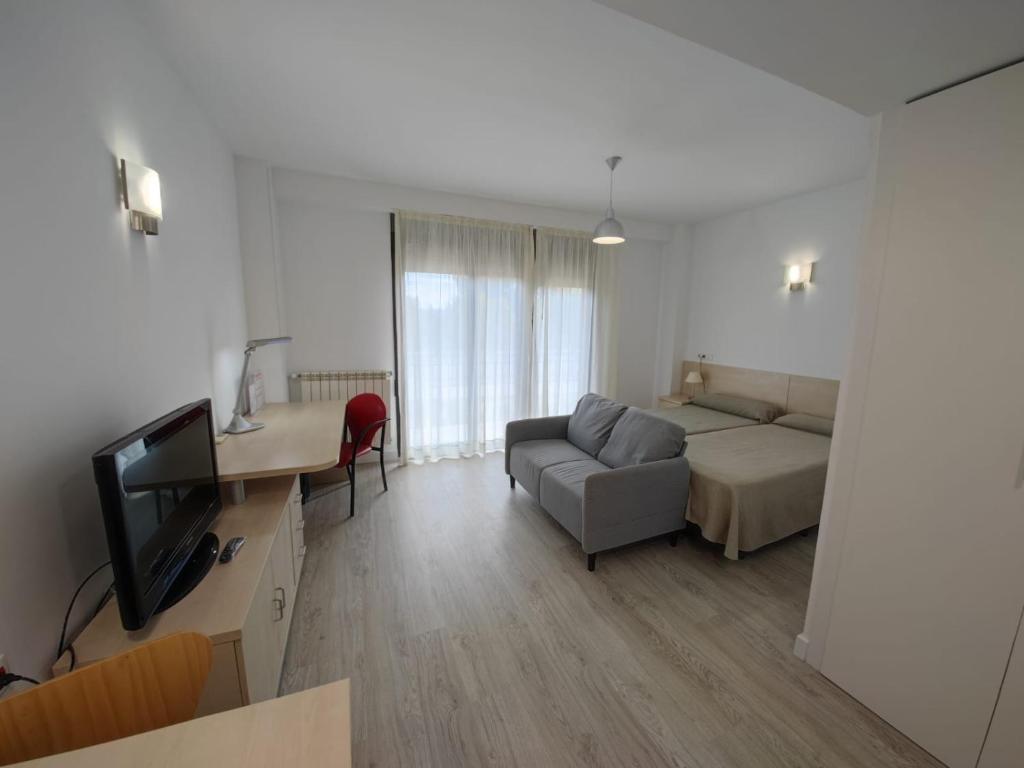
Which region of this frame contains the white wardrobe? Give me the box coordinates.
[806,62,1024,768]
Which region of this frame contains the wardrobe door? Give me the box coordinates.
[978,611,1024,768]
[819,63,1024,768]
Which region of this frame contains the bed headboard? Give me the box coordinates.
[680,361,840,419]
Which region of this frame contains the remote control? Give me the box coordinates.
[219,536,246,563]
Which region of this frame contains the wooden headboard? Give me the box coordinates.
[680,360,840,419]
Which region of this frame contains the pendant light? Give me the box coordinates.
[593,155,625,245]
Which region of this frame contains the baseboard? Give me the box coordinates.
[792,632,810,661]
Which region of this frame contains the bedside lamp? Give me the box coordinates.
[684,370,704,398]
[226,337,292,434]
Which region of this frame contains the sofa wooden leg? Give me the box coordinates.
[509,476,516,489]
[587,553,596,572]
[668,531,679,547]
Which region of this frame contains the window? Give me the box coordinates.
[396,213,617,463]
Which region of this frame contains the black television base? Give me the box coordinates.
[155,532,220,615]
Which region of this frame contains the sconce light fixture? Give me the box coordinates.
[785,263,813,291]
[120,159,162,235]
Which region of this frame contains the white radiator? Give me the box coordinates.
[289,370,394,444]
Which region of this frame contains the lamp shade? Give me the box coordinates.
[593,214,625,245]
[684,371,704,385]
[785,262,813,290]
[121,159,162,235]
[247,336,292,348]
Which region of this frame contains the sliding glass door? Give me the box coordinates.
[395,213,618,464]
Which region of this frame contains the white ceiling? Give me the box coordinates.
[595,0,1024,116]
[132,0,872,224]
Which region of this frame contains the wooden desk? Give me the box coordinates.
[217,401,345,501]
[18,679,350,768]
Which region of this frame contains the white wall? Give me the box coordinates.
[0,1,248,680]
[239,164,673,410]
[681,179,867,379]
[653,224,693,394]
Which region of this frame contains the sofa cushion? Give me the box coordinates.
[509,439,594,500]
[538,458,608,542]
[567,394,627,457]
[597,407,687,469]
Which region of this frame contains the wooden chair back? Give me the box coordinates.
[0,631,212,765]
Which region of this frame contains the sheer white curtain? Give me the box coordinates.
[532,228,618,416]
[395,211,533,463]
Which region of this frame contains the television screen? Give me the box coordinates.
[93,399,221,630]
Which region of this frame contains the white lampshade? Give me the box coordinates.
[121,159,163,235]
[593,214,625,245]
[684,371,704,385]
[785,262,813,290]
[593,156,626,245]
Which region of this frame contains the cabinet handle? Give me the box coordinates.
[272,597,284,621]
[296,519,305,530]
[275,585,287,609]
[298,545,307,558]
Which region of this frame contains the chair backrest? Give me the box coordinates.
[345,392,388,449]
[0,631,212,766]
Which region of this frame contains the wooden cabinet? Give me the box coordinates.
[55,474,307,715]
[816,63,1024,768]
[978,616,1024,768]
[288,487,306,586]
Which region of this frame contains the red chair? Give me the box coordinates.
[337,393,389,517]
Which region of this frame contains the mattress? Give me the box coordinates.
[684,424,831,559]
[649,404,759,435]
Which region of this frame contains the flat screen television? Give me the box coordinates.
[92,399,222,630]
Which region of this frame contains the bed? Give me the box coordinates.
[649,392,782,435]
[684,413,834,559]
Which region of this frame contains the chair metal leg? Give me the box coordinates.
[587,553,596,572]
[348,461,356,518]
[378,424,388,492]
[509,476,516,489]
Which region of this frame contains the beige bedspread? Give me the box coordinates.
[650,404,758,434]
[685,424,831,559]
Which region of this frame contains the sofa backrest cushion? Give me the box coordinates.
[567,394,627,457]
[597,407,687,468]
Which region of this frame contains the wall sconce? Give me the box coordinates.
[120,159,162,235]
[785,263,813,291]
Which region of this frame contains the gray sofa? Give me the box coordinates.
[506,394,690,570]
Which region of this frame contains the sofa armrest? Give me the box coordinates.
[504,415,570,474]
[581,456,690,553]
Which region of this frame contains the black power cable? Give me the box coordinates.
[56,561,112,671]
[0,672,40,694]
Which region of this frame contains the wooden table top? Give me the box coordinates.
[18,679,351,768]
[216,401,345,481]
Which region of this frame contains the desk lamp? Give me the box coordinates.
[226,337,292,434]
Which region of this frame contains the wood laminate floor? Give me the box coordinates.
[281,454,941,768]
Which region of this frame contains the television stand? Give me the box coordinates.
[54,475,305,716]
[156,532,220,614]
